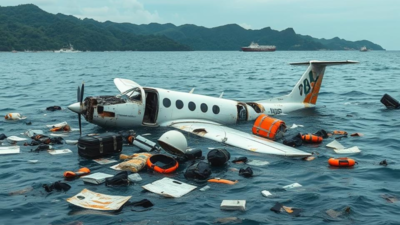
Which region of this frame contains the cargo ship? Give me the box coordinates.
[241,42,276,52]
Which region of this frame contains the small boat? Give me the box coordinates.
[54,44,81,53]
[360,46,368,52]
[241,42,276,52]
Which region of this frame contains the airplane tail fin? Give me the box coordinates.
[267,60,358,105]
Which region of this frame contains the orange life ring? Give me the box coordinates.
[328,158,356,167]
[252,114,286,140]
[301,134,323,143]
[147,154,178,174]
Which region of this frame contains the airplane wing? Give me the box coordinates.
[164,120,311,157]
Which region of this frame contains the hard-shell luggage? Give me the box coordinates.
[380,93,400,109]
[78,133,123,158]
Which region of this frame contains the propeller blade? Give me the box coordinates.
[78,114,82,136]
[80,83,85,104]
[77,86,81,103]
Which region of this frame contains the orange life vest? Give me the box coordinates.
[301,134,323,143]
[64,167,90,178]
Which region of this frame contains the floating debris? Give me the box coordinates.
[220,200,246,211]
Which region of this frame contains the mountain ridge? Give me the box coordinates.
[0,4,385,51]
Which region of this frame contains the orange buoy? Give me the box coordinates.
[301,134,323,143]
[147,154,179,174]
[252,114,286,140]
[208,178,238,185]
[64,167,91,178]
[328,158,356,167]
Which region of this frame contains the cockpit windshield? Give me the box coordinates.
[117,87,141,102]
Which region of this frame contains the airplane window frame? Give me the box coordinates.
[201,103,208,113]
[176,100,184,109]
[188,101,196,111]
[213,105,220,114]
[163,98,171,108]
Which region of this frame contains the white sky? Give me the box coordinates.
[2,0,399,50]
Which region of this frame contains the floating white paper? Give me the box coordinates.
[47,149,72,155]
[81,172,114,184]
[0,146,20,154]
[289,124,304,129]
[220,200,246,211]
[247,160,270,166]
[46,121,68,128]
[283,182,302,190]
[326,140,345,150]
[333,146,361,154]
[199,185,210,192]
[142,177,197,198]
[110,163,122,170]
[7,136,27,144]
[93,158,118,165]
[261,190,272,197]
[67,188,131,211]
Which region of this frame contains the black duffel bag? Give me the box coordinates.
[105,171,130,186]
[207,148,230,166]
[282,133,303,147]
[78,133,123,158]
[184,161,211,181]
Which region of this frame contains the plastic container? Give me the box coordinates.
[252,114,286,140]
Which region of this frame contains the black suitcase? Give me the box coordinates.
[380,94,400,109]
[78,133,123,158]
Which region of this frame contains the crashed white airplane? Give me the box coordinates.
[68,60,357,157]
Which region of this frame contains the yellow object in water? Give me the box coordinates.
[118,153,152,172]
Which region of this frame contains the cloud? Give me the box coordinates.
[238,23,252,30]
[75,0,161,24]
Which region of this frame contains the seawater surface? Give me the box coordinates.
[0,51,399,225]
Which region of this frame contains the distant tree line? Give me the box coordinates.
[0,4,384,51]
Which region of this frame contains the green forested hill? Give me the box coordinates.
[0,4,384,51]
[0,4,191,51]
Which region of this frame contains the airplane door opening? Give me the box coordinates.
[237,103,248,122]
[143,90,159,125]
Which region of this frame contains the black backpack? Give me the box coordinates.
[184,161,212,181]
[282,133,303,147]
[105,171,130,186]
[207,148,230,166]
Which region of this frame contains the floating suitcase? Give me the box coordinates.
[78,133,123,158]
[380,93,400,109]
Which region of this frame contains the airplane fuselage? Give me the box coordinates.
[80,87,306,128]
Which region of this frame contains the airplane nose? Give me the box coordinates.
[68,102,82,114]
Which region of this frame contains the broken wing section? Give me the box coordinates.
[168,121,311,157]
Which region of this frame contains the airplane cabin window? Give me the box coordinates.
[163,98,171,108]
[201,103,208,113]
[176,100,184,109]
[189,102,196,111]
[213,105,220,114]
